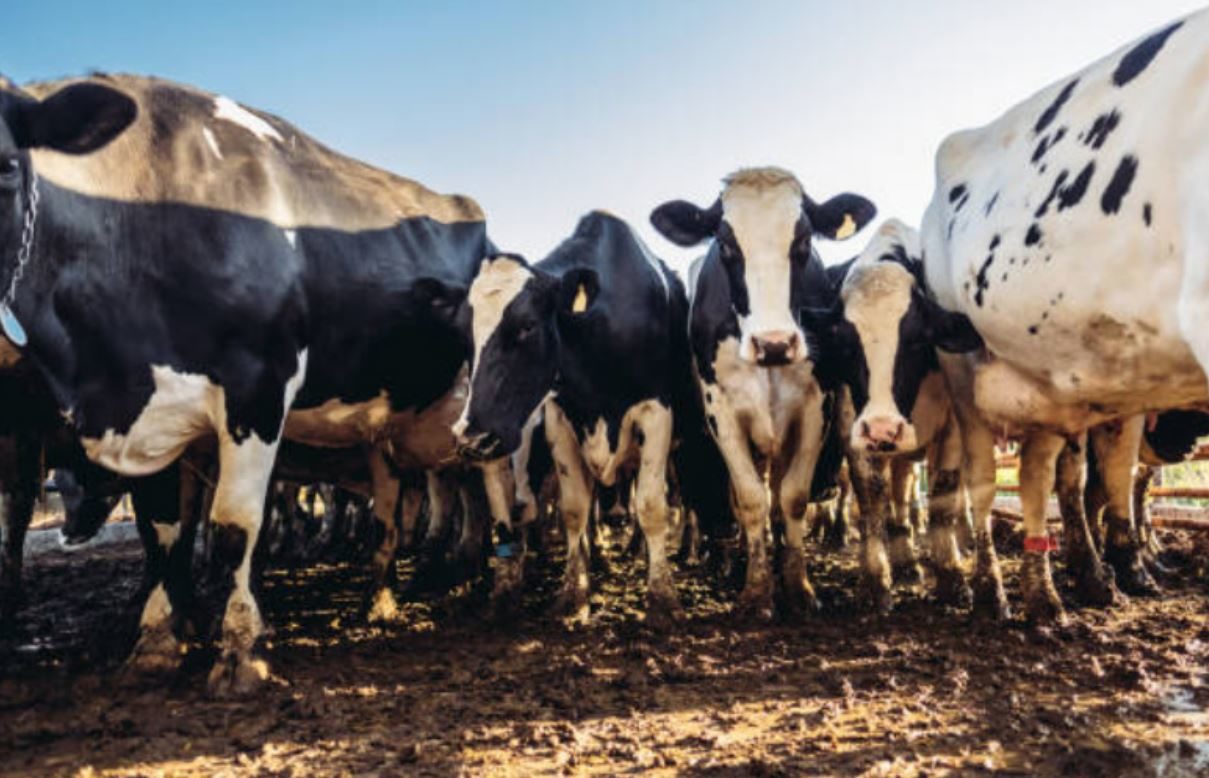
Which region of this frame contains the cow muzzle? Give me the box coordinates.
[853,414,915,455]
[750,330,801,366]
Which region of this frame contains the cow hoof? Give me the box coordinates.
[644,596,685,632]
[1022,552,1067,627]
[207,652,270,699]
[734,586,775,624]
[551,589,590,625]
[364,588,401,625]
[123,627,184,681]
[971,574,1011,621]
[933,568,973,609]
[892,561,924,586]
[1106,547,1161,597]
[860,575,894,616]
[1072,562,1119,608]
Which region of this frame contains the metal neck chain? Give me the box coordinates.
[3,168,39,311]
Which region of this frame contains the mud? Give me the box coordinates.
[0,519,1207,777]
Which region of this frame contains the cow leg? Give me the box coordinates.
[847,452,893,615]
[399,476,424,553]
[927,422,972,608]
[776,398,825,620]
[409,470,458,593]
[888,457,923,584]
[633,401,682,629]
[206,432,282,698]
[453,476,491,583]
[1018,431,1067,626]
[0,435,37,625]
[824,463,851,550]
[126,467,192,677]
[480,459,525,617]
[546,403,593,623]
[365,448,403,623]
[1133,464,1168,574]
[1092,417,1158,596]
[949,405,1009,620]
[1054,435,1117,607]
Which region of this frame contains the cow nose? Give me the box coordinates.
[860,416,906,453]
[752,331,799,366]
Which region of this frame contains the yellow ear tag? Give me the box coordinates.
[834,213,857,240]
[571,284,589,313]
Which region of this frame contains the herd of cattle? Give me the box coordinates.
[1,12,1209,697]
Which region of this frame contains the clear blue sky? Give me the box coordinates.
[5,1,1205,270]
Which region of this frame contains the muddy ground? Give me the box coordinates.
[0,516,1207,777]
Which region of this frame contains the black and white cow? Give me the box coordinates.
[843,11,1209,623]
[447,211,712,627]
[804,219,997,614]
[0,73,503,693]
[650,167,876,619]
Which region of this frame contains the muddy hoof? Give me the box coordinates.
[1142,551,1175,579]
[364,587,401,625]
[122,628,184,682]
[860,575,894,616]
[644,594,686,632]
[734,583,775,624]
[207,652,269,699]
[550,588,590,625]
[488,559,525,622]
[1106,546,1161,597]
[933,568,973,609]
[971,573,1011,621]
[892,561,924,586]
[1072,562,1118,608]
[1022,552,1067,627]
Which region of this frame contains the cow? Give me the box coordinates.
[815,11,1209,623]
[804,219,1002,613]
[443,210,720,628]
[649,167,876,620]
[0,72,505,693]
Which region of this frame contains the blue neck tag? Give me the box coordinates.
[495,542,517,559]
[0,304,26,347]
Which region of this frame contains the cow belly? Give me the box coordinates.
[81,365,219,476]
[283,372,468,467]
[284,393,397,447]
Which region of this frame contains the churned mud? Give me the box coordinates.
[0,518,1207,777]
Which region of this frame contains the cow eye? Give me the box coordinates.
[514,322,535,341]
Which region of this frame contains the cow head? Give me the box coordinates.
[420,254,596,460]
[803,220,982,454]
[651,167,875,366]
[0,78,136,282]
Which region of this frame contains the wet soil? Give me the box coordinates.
[0,520,1207,777]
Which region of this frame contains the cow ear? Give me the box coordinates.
[650,199,722,247]
[805,193,877,241]
[918,292,983,353]
[11,82,137,154]
[413,277,468,324]
[557,268,600,317]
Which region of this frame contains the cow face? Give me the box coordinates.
[444,255,598,459]
[804,221,983,454]
[0,79,136,268]
[651,167,875,366]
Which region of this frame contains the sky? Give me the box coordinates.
[5,0,1207,271]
